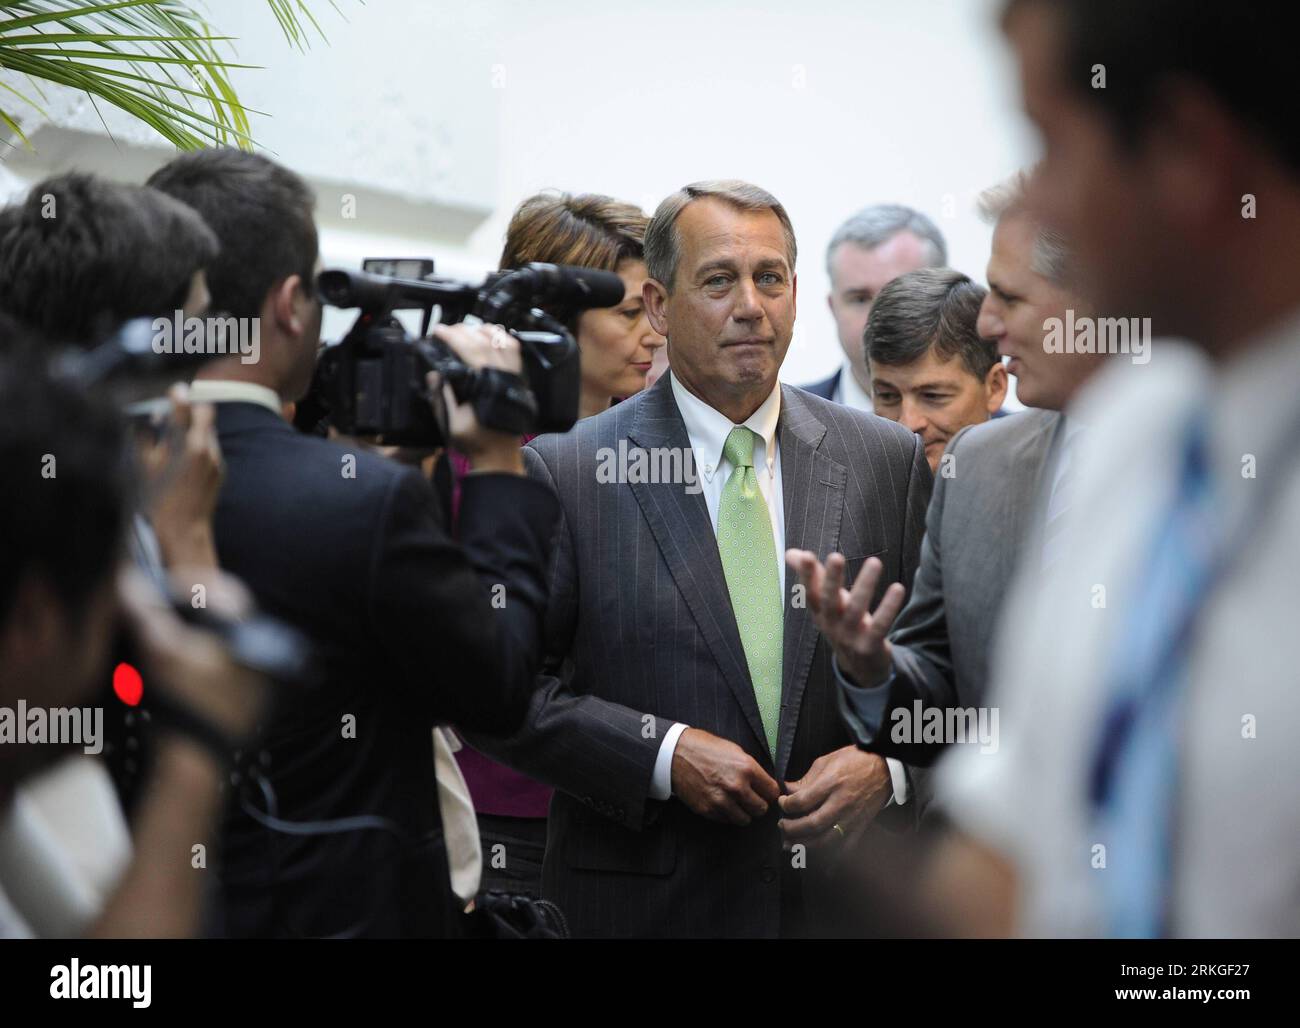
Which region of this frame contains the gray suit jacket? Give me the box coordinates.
[473,373,929,937]
[838,409,1061,768]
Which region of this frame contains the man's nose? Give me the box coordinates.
[732,278,764,321]
[899,397,928,435]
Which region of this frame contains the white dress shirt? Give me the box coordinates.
[939,315,1300,936]
[187,378,284,416]
[651,374,907,807]
[833,360,875,414]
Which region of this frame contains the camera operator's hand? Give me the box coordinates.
[427,322,525,475]
[91,567,271,939]
[139,383,224,568]
[116,566,267,745]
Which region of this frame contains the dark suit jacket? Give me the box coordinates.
[207,401,557,938]
[473,375,930,937]
[838,409,1061,768]
[800,368,841,400]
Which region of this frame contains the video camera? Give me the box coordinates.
[299,258,625,447]
[99,586,316,817]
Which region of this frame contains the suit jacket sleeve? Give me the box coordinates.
[368,465,558,735]
[838,428,964,767]
[465,445,675,831]
[899,430,930,593]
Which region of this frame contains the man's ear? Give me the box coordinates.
[272,274,305,337]
[986,361,1009,412]
[643,278,670,337]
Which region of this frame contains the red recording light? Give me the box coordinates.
[112,662,144,707]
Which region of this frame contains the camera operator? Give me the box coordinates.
[0,341,268,937]
[147,148,559,938]
[0,173,226,572]
[0,173,240,892]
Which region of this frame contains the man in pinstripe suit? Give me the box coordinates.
[472,181,930,937]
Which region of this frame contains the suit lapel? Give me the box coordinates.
[775,387,845,779]
[625,376,771,758]
[1006,410,1063,573]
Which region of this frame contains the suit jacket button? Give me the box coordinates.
[760,867,776,883]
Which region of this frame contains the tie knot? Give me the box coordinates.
[723,426,757,470]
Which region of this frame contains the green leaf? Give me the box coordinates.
[0,0,343,152]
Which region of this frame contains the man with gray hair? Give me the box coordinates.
[974,169,1098,409]
[790,167,1104,800]
[474,179,930,937]
[802,204,947,411]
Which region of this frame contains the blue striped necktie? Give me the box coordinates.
[1089,411,1217,937]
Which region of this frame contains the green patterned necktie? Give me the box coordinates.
[717,425,783,759]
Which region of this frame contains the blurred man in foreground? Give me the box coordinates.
[831,0,1300,938]
[0,342,267,937]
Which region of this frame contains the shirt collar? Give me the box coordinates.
[188,380,284,419]
[836,360,874,412]
[669,371,781,484]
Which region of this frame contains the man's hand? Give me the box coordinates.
[427,322,525,475]
[140,384,224,569]
[670,728,781,826]
[117,567,267,743]
[785,550,906,689]
[92,569,271,940]
[778,745,892,850]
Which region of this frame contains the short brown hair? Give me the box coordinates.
[644,180,797,292]
[865,268,997,381]
[148,148,317,322]
[499,191,649,273]
[0,173,218,346]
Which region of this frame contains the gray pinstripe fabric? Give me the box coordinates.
[891,409,1062,715]
[469,372,930,937]
[843,409,1062,812]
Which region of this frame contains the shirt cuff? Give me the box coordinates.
[649,721,689,801]
[885,757,909,806]
[833,652,897,744]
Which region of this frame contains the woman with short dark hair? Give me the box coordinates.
[454,191,664,899]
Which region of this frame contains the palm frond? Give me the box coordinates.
[0,0,336,152]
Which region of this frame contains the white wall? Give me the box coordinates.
[1,0,1038,385]
[475,0,1038,385]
